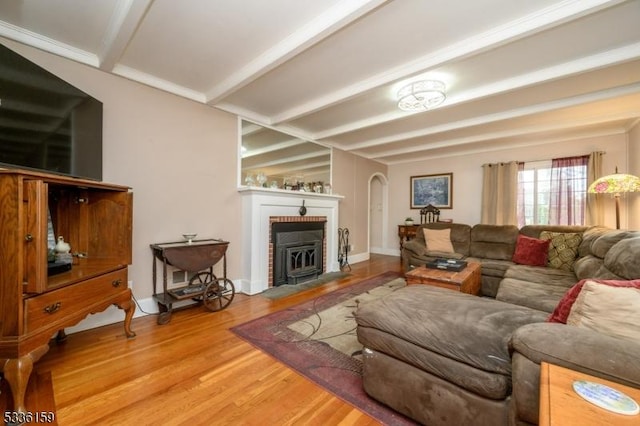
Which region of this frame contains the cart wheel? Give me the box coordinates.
[188,271,215,301]
[203,278,235,312]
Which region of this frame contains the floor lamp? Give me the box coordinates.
[588,167,640,229]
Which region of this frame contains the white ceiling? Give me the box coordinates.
[1,0,639,166]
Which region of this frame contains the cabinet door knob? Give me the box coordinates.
[44,302,62,314]
[25,233,33,242]
[112,279,122,287]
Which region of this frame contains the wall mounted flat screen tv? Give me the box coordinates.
[0,43,103,181]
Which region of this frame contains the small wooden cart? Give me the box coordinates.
[150,239,234,325]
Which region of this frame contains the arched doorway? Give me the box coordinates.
[368,173,388,254]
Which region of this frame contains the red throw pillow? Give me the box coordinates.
[512,234,550,266]
[547,278,640,323]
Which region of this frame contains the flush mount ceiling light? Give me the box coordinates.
[397,80,446,112]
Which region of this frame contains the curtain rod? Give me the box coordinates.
[481,151,606,167]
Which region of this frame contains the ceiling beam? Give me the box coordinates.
[382,127,628,165]
[204,0,389,104]
[331,82,640,151]
[242,138,307,158]
[243,151,330,170]
[364,111,638,160]
[270,0,627,125]
[98,0,154,71]
[314,43,640,140]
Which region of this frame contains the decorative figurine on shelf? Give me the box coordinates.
[256,172,267,187]
[55,236,70,253]
[55,236,73,264]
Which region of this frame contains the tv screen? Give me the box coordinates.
[0,43,103,181]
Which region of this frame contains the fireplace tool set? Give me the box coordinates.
[338,227,351,271]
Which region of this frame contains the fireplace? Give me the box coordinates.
[239,187,342,295]
[272,221,325,286]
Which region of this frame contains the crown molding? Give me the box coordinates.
[0,20,98,66]
[112,64,207,102]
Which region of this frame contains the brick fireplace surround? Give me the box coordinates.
[239,187,343,295]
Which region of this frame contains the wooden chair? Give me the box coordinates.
[420,204,440,224]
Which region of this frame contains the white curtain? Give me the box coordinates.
[585,151,604,226]
[481,161,519,225]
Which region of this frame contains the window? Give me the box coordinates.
[517,156,588,227]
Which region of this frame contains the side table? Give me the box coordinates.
[397,224,420,252]
[539,362,640,426]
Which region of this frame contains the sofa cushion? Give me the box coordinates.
[423,228,454,253]
[470,224,519,261]
[548,278,640,324]
[355,285,547,399]
[503,264,577,287]
[467,257,514,278]
[591,230,639,258]
[604,236,640,279]
[573,255,622,281]
[540,231,582,271]
[519,225,587,239]
[578,226,611,257]
[512,235,549,267]
[567,280,640,341]
[496,279,570,313]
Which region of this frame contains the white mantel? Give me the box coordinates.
[239,187,343,295]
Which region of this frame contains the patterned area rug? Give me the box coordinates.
[230,271,419,425]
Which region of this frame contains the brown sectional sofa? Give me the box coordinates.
[355,223,640,425]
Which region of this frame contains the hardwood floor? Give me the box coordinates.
[2,254,402,425]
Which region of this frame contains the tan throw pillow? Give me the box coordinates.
[423,228,454,253]
[540,231,582,271]
[567,280,640,341]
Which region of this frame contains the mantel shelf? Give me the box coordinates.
[237,186,344,200]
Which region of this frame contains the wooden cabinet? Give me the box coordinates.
[0,169,136,413]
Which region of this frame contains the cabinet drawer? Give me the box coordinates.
[25,269,128,333]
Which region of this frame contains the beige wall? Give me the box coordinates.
[629,122,640,230]
[5,37,637,303]
[3,39,241,301]
[387,135,631,254]
[332,148,387,260]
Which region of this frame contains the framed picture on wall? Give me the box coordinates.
[410,173,453,209]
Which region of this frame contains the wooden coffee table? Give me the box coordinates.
[405,262,481,295]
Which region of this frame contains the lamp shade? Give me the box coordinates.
[588,172,640,194]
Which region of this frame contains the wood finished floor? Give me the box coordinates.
[2,254,402,425]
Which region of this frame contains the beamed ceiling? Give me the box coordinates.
[1,0,639,167]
